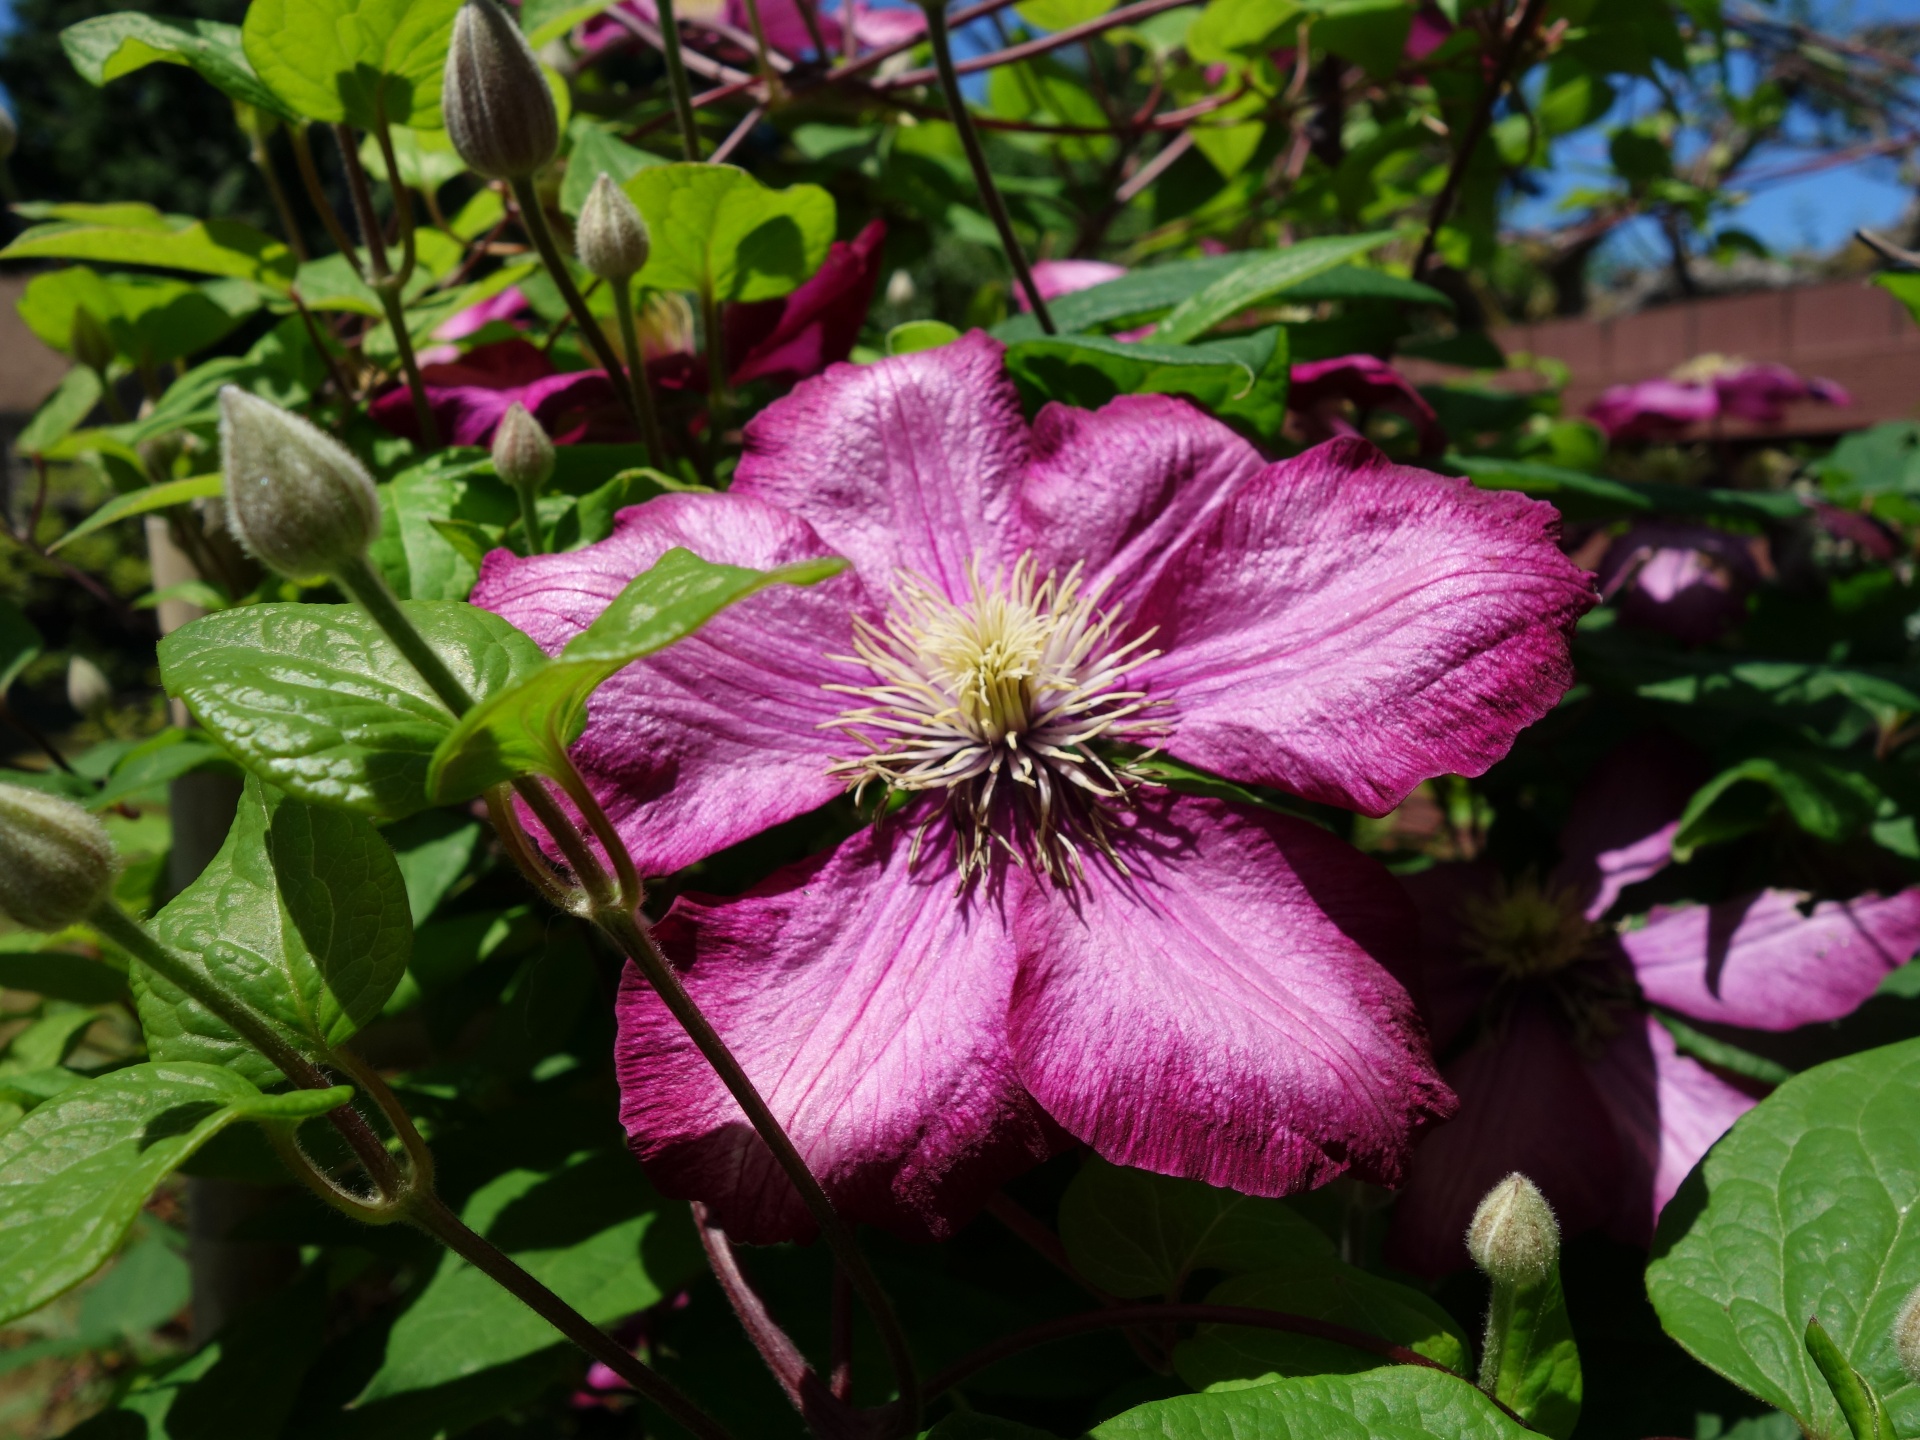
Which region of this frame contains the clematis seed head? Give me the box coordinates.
[443,0,559,181]
[492,402,555,495]
[0,783,117,932]
[219,387,380,582]
[577,173,650,282]
[1467,1173,1558,1287]
[1896,1283,1920,1384]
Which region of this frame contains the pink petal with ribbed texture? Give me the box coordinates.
[1385,1000,1623,1277]
[1009,794,1452,1200]
[730,331,1029,598]
[1623,889,1920,1031]
[1551,732,1707,919]
[1586,1014,1754,1243]
[1018,395,1267,612]
[1135,437,1595,816]
[468,492,867,877]
[617,819,1057,1244]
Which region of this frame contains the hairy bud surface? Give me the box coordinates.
[219,387,380,582]
[0,784,117,932]
[1467,1172,1560,1287]
[443,0,559,181]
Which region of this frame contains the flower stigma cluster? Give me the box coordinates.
[824,554,1165,885]
[1458,874,1635,1049]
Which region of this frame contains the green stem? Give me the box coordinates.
[375,279,442,450]
[612,280,671,469]
[291,124,364,279]
[701,286,729,441]
[1477,1281,1515,1393]
[919,0,1055,333]
[406,1191,737,1440]
[339,121,439,448]
[600,909,923,1430]
[332,554,476,715]
[514,482,546,556]
[251,129,310,264]
[508,176,651,438]
[371,113,419,286]
[656,0,706,161]
[513,775,617,911]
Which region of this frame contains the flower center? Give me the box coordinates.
[1458,875,1636,1052]
[824,554,1165,885]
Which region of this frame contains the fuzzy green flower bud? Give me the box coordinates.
[576,173,650,281]
[492,402,555,495]
[70,306,114,374]
[219,387,379,582]
[1895,1283,1920,1385]
[1467,1172,1559,1287]
[0,783,117,932]
[66,655,112,717]
[443,0,559,182]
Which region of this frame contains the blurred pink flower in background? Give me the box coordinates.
[1597,522,1762,645]
[1589,355,1851,440]
[580,0,922,59]
[1289,353,1447,456]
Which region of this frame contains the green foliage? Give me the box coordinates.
[1089,1367,1533,1437]
[627,162,838,302]
[62,12,294,119]
[240,0,463,129]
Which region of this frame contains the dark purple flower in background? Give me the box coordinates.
[371,340,633,447]
[473,334,1596,1244]
[1289,353,1447,457]
[1386,736,1920,1275]
[581,0,921,60]
[1589,356,1851,440]
[1597,522,1761,645]
[724,220,886,388]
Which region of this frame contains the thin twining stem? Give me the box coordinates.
[879,0,1192,89]
[919,0,1055,333]
[610,279,672,475]
[508,175,653,439]
[656,0,708,159]
[290,124,365,279]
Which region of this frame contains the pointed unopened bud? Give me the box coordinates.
[1895,1283,1920,1385]
[576,173,650,281]
[0,783,117,932]
[66,655,111,717]
[70,307,114,374]
[443,0,559,181]
[1467,1173,1559,1287]
[219,387,379,582]
[492,402,555,495]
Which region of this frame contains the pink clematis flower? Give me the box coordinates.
[1289,353,1447,457]
[724,220,887,389]
[417,286,534,366]
[581,0,921,59]
[1588,357,1851,440]
[472,334,1596,1243]
[371,340,635,447]
[1597,521,1761,645]
[1386,735,1920,1274]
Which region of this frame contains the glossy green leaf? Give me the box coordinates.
[242,0,464,129]
[1155,232,1394,343]
[524,0,622,45]
[1090,1366,1531,1437]
[1454,455,1807,523]
[48,475,221,554]
[158,602,548,819]
[0,219,295,291]
[0,1063,349,1326]
[359,1150,701,1399]
[427,549,846,801]
[1479,1261,1581,1439]
[1806,1317,1900,1440]
[16,368,105,457]
[627,163,836,303]
[1173,1258,1471,1386]
[1188,0,1301,63]
[377,454,517,601]
[1058,1156,1333,1299]
[888,319,962,355]
[1648,1037,1920,1440]
[21,270,257,368]
[1876,274,1920,330]
[560,121,666,217]
[140,775,412,1085]
[0,596,42,695]
[1005,332,1257,411]
[1015,0,1114,29]
[61,13,295,120]
[1674,752,1883,859]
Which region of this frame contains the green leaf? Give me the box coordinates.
[158,602,548,819]
[560,120,666,217]
[427,549,846,802]
[48,475,221,554]
[0,219,295,291]
[1058,1155,1333,1299]
[242,0,464,130]
[1805,1317,1900,1440]
[377,453,518,601]
[358,1150,701,1399]
[0,595,43,696]
[524,0,621,45]
[141,775,412,1085]
[1154,233,1395,343]
[20,268,257,368]
[1650,1039,1920,1439]
[627,163,837,303]
[888,319,962,355]
[61,13,295,120]
[1015,0,1114,29]
[1173,1258,1471,1386]
[1090,1366,1531,1437]
[1876,274,1920,330]
[16,368,105,457]
[385,810,483,926]
[1004,332,1258,413]
[0,1063,349,1326]
[1312,0,1414,77]
[0,951,127,1006]
[1188,0,1301,62]
[1453,455,1807,523]
[1674,752,1883,859]
[1479,1260,1582,1439]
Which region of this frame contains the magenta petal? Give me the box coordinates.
[1623,889,1920,1031]
[1386,1001,1623,1277]
[1019,395,1267,611]
[1552,733,1708,919]
[1587,379,1718,440]
[1289,354,1447,457]
[730,331,1029,596]
[468,492,868,876]
[617,822,1057,1244]
[1586,1014,1754,1243]
[1008,794,1453,1199]
[1137,437,1595,816]
[1024,259,1128,307]
[725,220,887,389]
